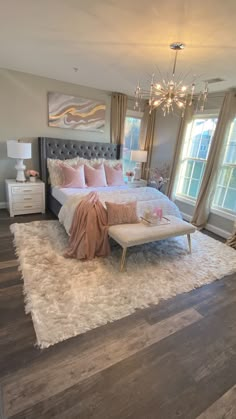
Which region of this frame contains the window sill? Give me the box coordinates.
[175,195,196,206]
[210,207,236,221]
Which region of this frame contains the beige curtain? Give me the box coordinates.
[192,91,236,228]
[110,93,128,145]
[140,104,157,180]
[165,104,194,199]
[226,231,236,249]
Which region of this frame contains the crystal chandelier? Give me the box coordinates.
[134,42,209,116]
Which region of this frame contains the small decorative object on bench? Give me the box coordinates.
[142,207,164,225]
[26,169,39,182]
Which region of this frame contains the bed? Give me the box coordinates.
[38,137,121,216]
[38,137,181,234]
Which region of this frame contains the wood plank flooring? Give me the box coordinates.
[0,209,236,419]
[196,384,236,419]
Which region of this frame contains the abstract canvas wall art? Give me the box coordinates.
[48,92,106,132]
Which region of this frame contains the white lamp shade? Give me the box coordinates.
[7,140,32,159]
[131,150,147,163]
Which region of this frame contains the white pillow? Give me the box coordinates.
[90,158,123,168]
[61,157,122,168]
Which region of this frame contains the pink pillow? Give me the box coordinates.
[105,201,139,225]
[104,164,125,186]
[60,164,86,188]
[84,164,107,187]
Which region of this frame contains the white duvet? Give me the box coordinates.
[59,186,182,235]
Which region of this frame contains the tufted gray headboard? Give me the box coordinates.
[38,137,121,216]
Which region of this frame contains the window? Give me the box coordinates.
[123,113,142,173]
[212,119,236,213]
[176,116,218,200]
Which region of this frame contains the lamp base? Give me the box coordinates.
[133,162,142,181]
[15,159,26,182]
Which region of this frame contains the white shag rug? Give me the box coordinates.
[11,220,236,349]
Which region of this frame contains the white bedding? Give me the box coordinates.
[57,186,182,235]
[52,185,130,206]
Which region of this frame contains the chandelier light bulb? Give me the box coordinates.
[134,42,208,117]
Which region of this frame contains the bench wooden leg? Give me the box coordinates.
[187,233,192,254]
[120,247,127,272]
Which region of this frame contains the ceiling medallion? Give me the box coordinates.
[134,42,209,116]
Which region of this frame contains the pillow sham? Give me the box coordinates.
[60,164,86,188]
[84,163,107,187]
[104,163,125,186]
[47,157,81,186]
[105,201,139,226]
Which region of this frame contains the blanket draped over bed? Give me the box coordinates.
[59,187,182,235]
[64,192,110,260]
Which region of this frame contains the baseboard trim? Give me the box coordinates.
[0,202,6,209]
[181,211,231,239]
[181,212,192,222]
[205,223,231,239]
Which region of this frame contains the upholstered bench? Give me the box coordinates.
[108,215,196,271]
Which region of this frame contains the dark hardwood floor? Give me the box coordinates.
[0,209,236,419]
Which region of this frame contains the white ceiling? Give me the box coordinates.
[0,0,236,95]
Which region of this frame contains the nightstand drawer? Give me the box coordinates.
[12,194,42,203]
[11,185,42,194]
[12,202,42,211]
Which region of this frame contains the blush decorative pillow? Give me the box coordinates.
[104,163,125,186]
[105,201,139,225]
[47,157,81,186]
[84,164,107,187]
[60,164,86,188]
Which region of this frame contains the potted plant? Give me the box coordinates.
[26,169,39,182]
[126,171,134,182]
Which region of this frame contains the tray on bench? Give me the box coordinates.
[140,216,171,226]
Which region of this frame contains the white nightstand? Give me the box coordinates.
[125,179,147,188]
[5,179,45,217]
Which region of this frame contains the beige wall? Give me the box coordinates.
[0,69,112,202]
[151,109,181,170]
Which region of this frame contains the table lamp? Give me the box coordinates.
[131,150,147,180]
[7,140,32,182]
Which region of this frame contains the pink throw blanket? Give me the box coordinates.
[64,192,110,260]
